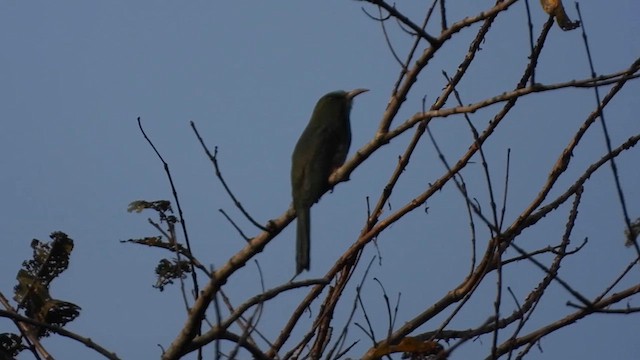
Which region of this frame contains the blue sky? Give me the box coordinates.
[1,1,639,359]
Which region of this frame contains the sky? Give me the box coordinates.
[1,1,639,359]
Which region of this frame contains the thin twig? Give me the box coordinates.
[575,3,638,257]
[190,121,268,232]
[136,117,201,302]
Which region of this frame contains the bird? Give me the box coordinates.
[291,88,368,274]
[540,0,580,30]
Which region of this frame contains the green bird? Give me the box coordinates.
[291,88,368,274]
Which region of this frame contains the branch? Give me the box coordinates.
[0,309,120,360]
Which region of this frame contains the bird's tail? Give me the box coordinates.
[296,206,310,274]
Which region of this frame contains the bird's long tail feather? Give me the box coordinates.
[296,206,310,274]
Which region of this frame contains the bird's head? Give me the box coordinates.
[317,88,369,111]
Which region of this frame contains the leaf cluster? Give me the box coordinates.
[1,232,80,358]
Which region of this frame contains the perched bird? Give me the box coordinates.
[540,0,580,31]
[291,88,368,274]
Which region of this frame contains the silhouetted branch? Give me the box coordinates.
[575,3,637,257]
[136,117,201,302]
[190,121,268,232]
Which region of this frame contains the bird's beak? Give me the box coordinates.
[346,88,369,100]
